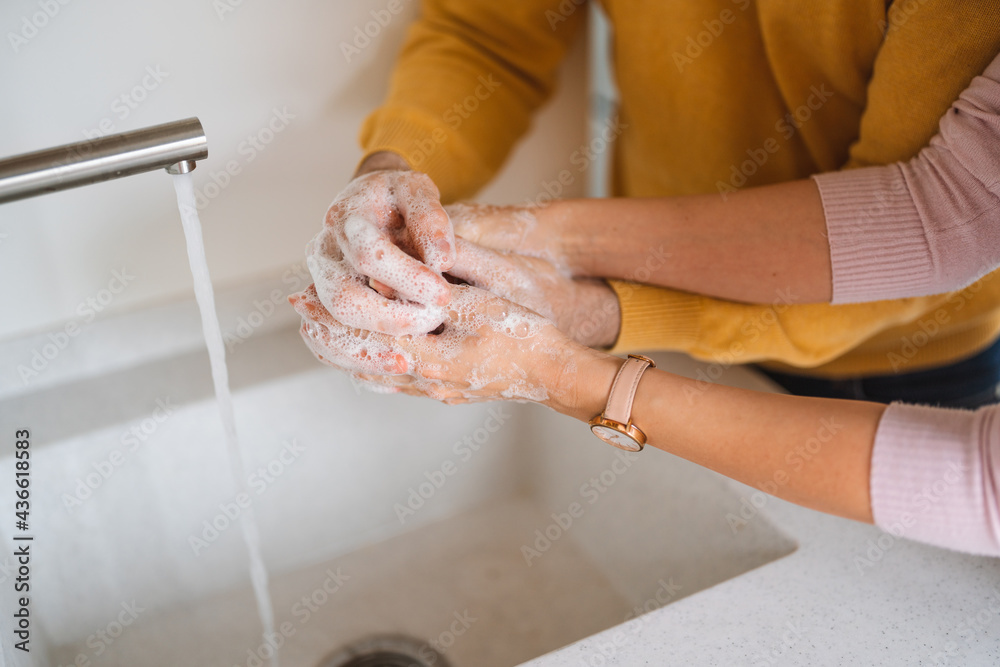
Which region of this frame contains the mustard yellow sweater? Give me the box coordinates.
[360,0,1000,377]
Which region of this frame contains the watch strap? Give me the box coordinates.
[603,354,654,424]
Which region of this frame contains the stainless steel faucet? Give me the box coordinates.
[0,117,208,204]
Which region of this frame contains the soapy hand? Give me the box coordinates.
[289,282,582,406]
[308,169,455,336]
[450,238,620,348]
[446,202,567,267]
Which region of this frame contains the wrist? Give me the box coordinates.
[569,279,621,349]
[542,341,621,421]
[355,151,410,177]
[541,198,614,276]
[534,199,588,274]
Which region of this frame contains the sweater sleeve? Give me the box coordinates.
[358,0,585,203]
[607,279,941,367]
[870,402,1000,556]
[815,53,1000,304]
[609,8,1000,367]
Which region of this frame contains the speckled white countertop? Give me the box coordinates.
[526,484,1000,666]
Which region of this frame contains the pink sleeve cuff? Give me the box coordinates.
[871,402,1000,556]
[814,167,933,304]
[815,52,1000,305]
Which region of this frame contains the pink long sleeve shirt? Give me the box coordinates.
[813,54,1000,556]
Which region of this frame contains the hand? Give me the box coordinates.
[289,282,593,410]
[446,202,568,269]
[307,157,455,336]
[449,238,620,348]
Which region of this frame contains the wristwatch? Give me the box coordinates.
[589,354,655,452]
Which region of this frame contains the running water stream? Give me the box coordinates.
[172,173,278,666]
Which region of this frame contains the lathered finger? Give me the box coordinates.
[290,288,412,375]
[306,234,446,335]
[337,217,450,306]
[396,173,455,272]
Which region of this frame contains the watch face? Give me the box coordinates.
[591,424,642,452]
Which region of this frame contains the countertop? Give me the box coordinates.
[527,477,1000,665]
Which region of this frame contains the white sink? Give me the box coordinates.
[0,304,795,666]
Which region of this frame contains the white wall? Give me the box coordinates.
[0,0,588,341]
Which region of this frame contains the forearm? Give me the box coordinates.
[549,50,1000,307]
[359,0,585,203]
[546,179,832,304]
[553,347,885,522]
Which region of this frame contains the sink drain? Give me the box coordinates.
[318,634,450,667]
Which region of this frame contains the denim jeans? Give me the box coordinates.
[757,337,1000,409]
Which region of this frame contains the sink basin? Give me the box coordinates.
[0,296,795,666]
